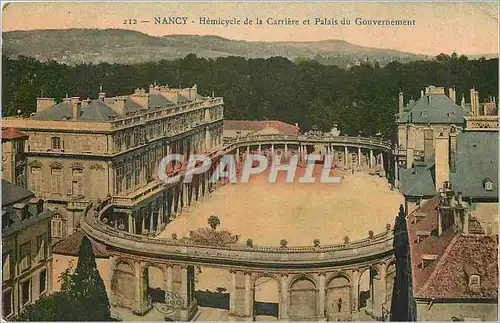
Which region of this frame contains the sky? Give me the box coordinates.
[2,1,499,55]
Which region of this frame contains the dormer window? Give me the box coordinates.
[420,111,427,117]
[468,274,481,294]
[483,178,494,191]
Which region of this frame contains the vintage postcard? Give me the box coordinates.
[1,1,498,322]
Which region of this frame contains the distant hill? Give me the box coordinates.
[3,28,433,67]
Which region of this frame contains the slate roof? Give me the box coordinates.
[224,120,300,135]
[52,229,109,258]
[397,93,466,124]
[2,127,28,140]
[399,162,436,197]
[1,179,34,206]
[148,94,173,108]
[450,131,498,199]
[33,100,118,122]
[407,196,498,300]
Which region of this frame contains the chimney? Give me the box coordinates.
[461,93,466,109]
[131,88,148,108]
[71,97,81,121]
[420,90,424,98]
[106,97,127,116]
[434,131,450,191]
[81,98,90,108]
[470,88,479,116]
[98,85,106,101]
[36,97,56,113]
[189,84,197,101]
[449,87,456,103]
[398,92,404,114]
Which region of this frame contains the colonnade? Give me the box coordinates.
[233,142,388,174]
[109,256,396,321]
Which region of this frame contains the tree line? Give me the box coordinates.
[2,53,498,137]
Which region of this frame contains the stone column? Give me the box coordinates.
[357,147,362,167]
[229,270,237,316]
[245,272,253,318]
[279,274,289,320]
[370,149,374,168]
[344,146,348,167]
[258,144,262,154]
[132,262,150,315]
[128,211,133,233]
[141,213,145,234]
[271,144,274,155]
[318,273,326,320]
[373,264,387,319]
[284,144,288,157]
[157,199,163,229]
[180,266,189,305]
[350,270,359,320]
[165,265,173,292]
[236,147,240,164]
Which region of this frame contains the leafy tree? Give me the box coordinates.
[208,215,220,230]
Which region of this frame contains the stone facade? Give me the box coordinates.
[2,182,53,319]
[2,85,224,243]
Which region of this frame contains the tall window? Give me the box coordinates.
[50,168,63,195]
[2,290,12,317]
[30,167,42,194]
[20,243,31,272]
[51,215,63,238]
[51,137,61,150]
[116,164,123,194]
[21,279,31,306]
[134,158,141,186]
[39,269,47,294]
[37,235,47,262]
[2,252,11,281]
[125,160,132,190]
[71,169,84,196]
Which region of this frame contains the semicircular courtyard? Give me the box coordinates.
[158,164,404,246]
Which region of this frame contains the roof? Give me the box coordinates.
[148,93,173,108]
[224,120,300,135]
[418,234,498,299]
[399,162,436,197]
[1,179,34,206]
[407,196,498,300]
[450,131,498,199]
[397,93,466,124]
[33,100,118,122]
[52,230,109,258]
[2,127,28,140]
[2,208,52,236]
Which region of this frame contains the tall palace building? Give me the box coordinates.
[2,84,224,243]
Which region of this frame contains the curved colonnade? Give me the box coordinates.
[82,134,397,321]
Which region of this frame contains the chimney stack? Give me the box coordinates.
[449,87,456,103]
[420,90,424,98]
[398,92,404,114]
[36,97,56,113]
[81,98,90,108]
[434,131,450,191]
[98,85,106,101]
[71,97,81,121]
[470,88,480,116]
[461,93,466,109]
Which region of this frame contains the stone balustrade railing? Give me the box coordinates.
[82,198,395,267]
[223,134,393,151]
